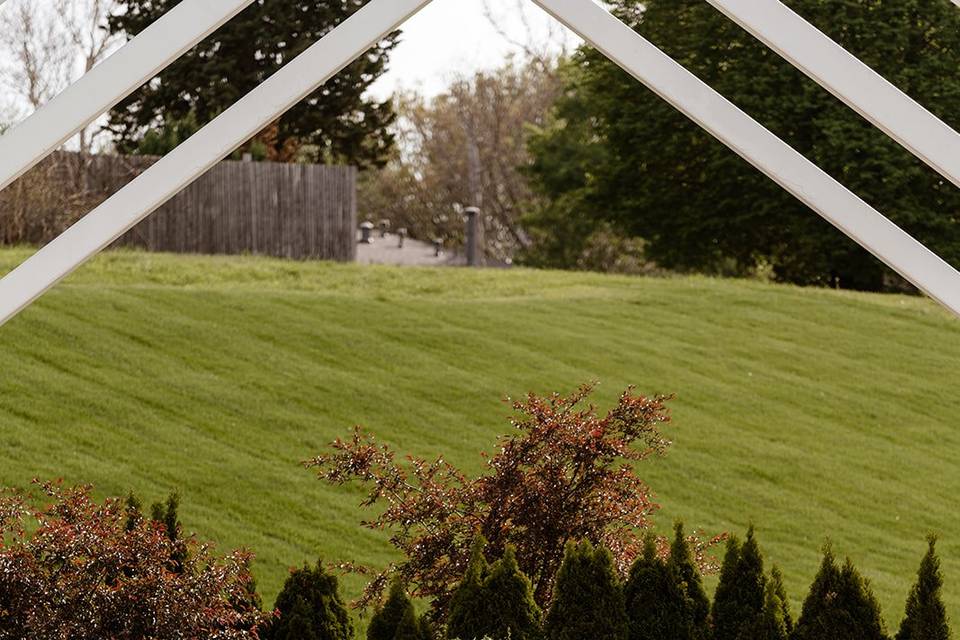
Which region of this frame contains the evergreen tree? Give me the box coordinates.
[769,565,793,634]
[108,0,399,168]
[713,527,766,640]
[712,535,742,640]
[149,492,186,572]
[793,547,887,640]
[747,574,789,640]
[669,522,711,639]
[447,538,491,640]
[527,0,960,289]
[264,560,353,640]
[368,578,419,640]
[897,536,951,640]
[545,540,628,640]
[480,547,542,640]
[625,533,693,640]
[123,492,143,532]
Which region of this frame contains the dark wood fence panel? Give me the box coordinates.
[115,156,357,261]
[0,151,356,261]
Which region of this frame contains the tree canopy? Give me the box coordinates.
[108,0,398,168]
[525,0,960,291]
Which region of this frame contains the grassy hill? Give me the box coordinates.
[1,247,959,629]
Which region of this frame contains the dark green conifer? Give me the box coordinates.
[149,492,187,572]
[625,533,693,640]
[394,605,423,640]
[480,547,542,640]
[769,565,792,634]
[793,547,887,640]
[746,569,790,640]
[264,560,353,640]
[669,522,711,639]
[447,538,491,640]
[712,526,766,640]
[545,540,628,640]
[897,536,951,640]
[368,578,418,640]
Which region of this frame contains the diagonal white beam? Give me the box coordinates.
[533,0,960,318]
[705,0,960,190]
[0,0,433,327]
[0,0,258,192]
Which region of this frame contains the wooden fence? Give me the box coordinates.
[1,152,358,261]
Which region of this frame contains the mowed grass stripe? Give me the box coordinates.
[0,249,958,628]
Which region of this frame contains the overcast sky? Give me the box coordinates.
[368,0,581,99]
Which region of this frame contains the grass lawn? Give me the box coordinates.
[1,247,959,629]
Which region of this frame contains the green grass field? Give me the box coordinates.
[1,248,959,628]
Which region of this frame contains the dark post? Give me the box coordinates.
[465,206,480,267]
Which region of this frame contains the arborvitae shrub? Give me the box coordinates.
[480,546,543,640]
[746,569,791,640]
[446,543,541,640]
[769,565,792,634]
[447,538,490,640]
[265,560,353,640]
[897,536,951,640]
[712,527,766,640]
[368,578,419,640]
[395,605,424,640]
[669,522,711,639]
[545,540,628,640]
[625,533,693,640]
[150,492,187,572]
[793,547,887,640]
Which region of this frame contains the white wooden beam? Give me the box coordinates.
[0,0,258,192]
[705,0,960,190]
[0,0,433,327]
[533,0,960,318]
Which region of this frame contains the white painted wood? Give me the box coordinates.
[0,0,433,326]
[533,0,960,318]
[706,0,960,190]
[0,0,258,191]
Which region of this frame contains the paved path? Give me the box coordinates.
[356,232,465,266]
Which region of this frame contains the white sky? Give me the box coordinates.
[369,0,580,99]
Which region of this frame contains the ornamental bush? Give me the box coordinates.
[624,533,693,640]
[447,538,491,640]
[669,522,711,640]
[0,481,266,640]
[447,541,542,640]
[712,527,766,640]
[545,540,628,640]
[897,536,951,640]
[792,547,887,640]
[368,578,423,640]
[264,560,353,640]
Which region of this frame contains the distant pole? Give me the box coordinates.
[465,207,481,267]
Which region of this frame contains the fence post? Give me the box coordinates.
[465,206,481,267]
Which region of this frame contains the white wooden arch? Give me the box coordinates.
[1,0,960,326]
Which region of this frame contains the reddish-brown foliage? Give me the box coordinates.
[0,481,270,640]
[307,384,721,619]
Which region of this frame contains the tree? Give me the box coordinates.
[747,573,790,640]
[308,385,720,621]
[476,547,543,640]
[624,533,694,640]
[368,578,420,640]
[527,0,960,291]
[0,480,267,639]
[712,527,766,640]
[897,536,951,640]
[447,538,491,640]
[670,522,711,639]
[359,57,562,262]
[0,0,120,153]
[769,565,793,634]
[792,547,888,640]
[108,0,398,168]
[264,560,353,640]
[544,540,628,640]
[150,491,187,573]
